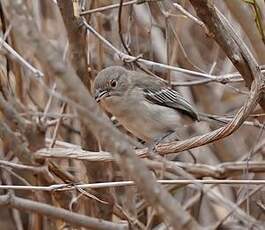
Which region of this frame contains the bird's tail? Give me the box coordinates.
[197,112,232,125]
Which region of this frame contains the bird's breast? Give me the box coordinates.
[104,97,183,143]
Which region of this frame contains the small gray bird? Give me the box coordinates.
[93,66,199,144]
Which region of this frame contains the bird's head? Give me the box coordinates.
[93,66,130,103]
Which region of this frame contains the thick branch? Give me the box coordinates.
[0,194,128,230]
[57,0,92,90]
[57,0,114,220]
[189,0,265,109]
[36,147,265,178]
[143,1,265,155]
[3,1,202,229]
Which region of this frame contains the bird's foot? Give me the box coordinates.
[154,131,179,147]
[146,142,157,156]
[146,132,177,159]
[149,131,197,163]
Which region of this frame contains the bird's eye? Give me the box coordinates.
[110,80,117,88]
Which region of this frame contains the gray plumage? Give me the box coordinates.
[93,66,199,143]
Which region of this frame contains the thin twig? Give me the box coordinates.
[173,3,207,31]
[1,179,265,191]
[80,0,160,15]
[0,36,43,78]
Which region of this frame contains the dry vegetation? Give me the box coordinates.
[0,0,265,229]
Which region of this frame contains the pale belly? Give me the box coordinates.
[103,97,183,143]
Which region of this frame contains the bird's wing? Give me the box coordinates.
[143,87,199,121]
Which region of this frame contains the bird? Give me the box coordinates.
[93,66,200,145]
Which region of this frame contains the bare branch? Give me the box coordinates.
[3,1,202,229]
[1,179,265,191]
[0,194,128,230]
[189,0,265,109]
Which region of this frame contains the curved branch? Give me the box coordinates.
[189,0,265,109]
[142,0,265,155]
[4,1,202,229]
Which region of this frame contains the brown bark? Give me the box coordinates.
[57,0,114,220]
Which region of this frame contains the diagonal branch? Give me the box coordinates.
[57,0,113,220]
[0,194,128,230]
[3,1,202,229]
[189,0,265,109]
[146,0,265,155]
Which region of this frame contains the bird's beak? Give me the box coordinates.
[94,90,109,103]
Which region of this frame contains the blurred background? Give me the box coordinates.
[0,0,265,229]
